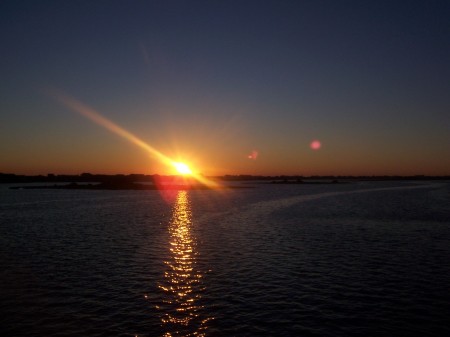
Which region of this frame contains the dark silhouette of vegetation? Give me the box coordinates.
[1,172,449,186]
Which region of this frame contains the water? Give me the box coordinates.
[1,181,449,336]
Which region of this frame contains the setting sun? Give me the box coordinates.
[173,162,193,175]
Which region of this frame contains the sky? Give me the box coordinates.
[1,0,449,176]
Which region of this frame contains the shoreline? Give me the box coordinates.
[8,182,251,190]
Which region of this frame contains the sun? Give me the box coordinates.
[173,162,193,175]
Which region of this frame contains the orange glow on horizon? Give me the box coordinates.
[51,90,219,188]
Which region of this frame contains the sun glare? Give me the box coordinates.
[174,162,193,175]
[53,91,220,188]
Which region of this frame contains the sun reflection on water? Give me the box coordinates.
[158,190,210,336]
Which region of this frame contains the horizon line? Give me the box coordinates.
[1,172,449,178]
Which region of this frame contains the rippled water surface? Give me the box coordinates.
[1,181,450,336]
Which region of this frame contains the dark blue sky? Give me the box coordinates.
[1,0,449,175]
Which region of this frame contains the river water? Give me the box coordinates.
[1,181,449,336]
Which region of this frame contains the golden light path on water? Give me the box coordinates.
[159,190,210,336]
[52,91,214,335]
[52,91,219,188]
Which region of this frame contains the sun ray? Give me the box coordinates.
[50,90,219,188]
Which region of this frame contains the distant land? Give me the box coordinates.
[2,172,449,184]
[2,173,449,190]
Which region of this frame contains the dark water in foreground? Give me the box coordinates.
[1,181,450,336]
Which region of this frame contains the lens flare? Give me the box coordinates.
[310,140,321,150]
[247,150,258,160]
[50,90,218,188]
